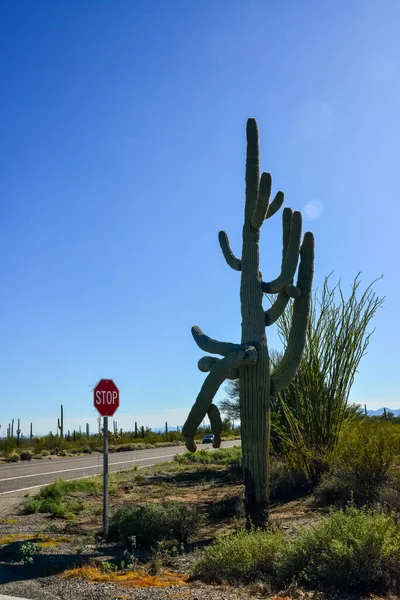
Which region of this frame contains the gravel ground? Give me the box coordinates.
[0,562,260,600]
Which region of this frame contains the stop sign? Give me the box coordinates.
[94,379,119,417]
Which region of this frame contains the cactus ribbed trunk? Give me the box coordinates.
[240,223,270,526]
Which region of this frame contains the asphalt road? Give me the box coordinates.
[0,440,240,496]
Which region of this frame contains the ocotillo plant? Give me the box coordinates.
[57,405,64,438]
[182,119,315,526]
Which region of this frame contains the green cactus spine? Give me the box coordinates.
[182,119,315,526]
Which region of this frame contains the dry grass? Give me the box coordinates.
[0,533,71,548]
[62,565,189,588]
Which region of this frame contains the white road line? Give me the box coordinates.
[0,452,178,483]
[0,463,158,495]
[0,449,180,470]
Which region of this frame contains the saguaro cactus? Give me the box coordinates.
[16,419,21,445]
[182,119,315,526]
[57,405,64,438]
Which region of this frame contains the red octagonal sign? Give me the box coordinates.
[94,379,119,417]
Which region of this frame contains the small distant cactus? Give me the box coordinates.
[16,418,21,445]
[183,119,315,527]
[57,405,64,438]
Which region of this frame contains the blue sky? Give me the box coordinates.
[1,1,399,435]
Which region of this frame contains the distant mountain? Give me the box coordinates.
[367,407,400,417]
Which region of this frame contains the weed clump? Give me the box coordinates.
[192,527,284,584]
[174,446,241,466]
[19,450,33,461]
[109,500,203,547]
[23,478,101,518]
[6,452,20,463]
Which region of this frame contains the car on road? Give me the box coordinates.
[202,434,214,444]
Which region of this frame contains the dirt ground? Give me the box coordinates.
[0,460,355,600]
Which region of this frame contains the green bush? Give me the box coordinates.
[281,504,400,592]
[193,505,400,593]
[192,527,284,583]
[19,450,33,461]
[109,501,203,547]
[316,420,400,506]
[41,450,50,456]
[6,452,20,462]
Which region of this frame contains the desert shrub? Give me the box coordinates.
[281,504,400,592]
[23,477,100,518]
[82,446,92,454]
[316,420,400,506]
[32,454,43,460]
[192,527,284,584]
[6,452,20,462]
[57,450,67,457]
[270,459,311,503]
[207,495,245,520]
[41,450,50,456]
[174,446,241,466]
[193,505,400,593]
[109,501,203,547]
[116,444,135,452]
[314,472,354,506]
[19,450,33,461]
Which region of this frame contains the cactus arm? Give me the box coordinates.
[208,403,222,448]
[265,285,301,325]
[245,118,260,220]
[265,190,284,219]
[270,231,315,394]
[218,231,242,271]
[281,207,293,260]
[261,211,302,294]
[191,326,241,356]
[251,172,271,228]
[198,355,239,379]
[264,207,299,324]
[183,346,257,451]
[265,291,290,326]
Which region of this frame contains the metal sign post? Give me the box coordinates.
[93,379,119,540]
[103,416,109,539]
